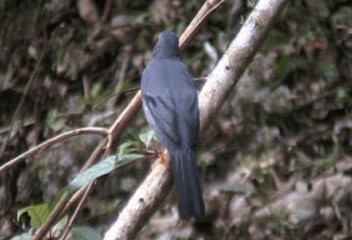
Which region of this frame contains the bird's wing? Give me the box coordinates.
[143,92,181,146]
[173,65,199,147]
[141,59,199,147]
[180,93,199,146]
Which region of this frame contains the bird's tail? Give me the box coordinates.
[172,148,205,219]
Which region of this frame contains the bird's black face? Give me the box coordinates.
[153,31,180,59]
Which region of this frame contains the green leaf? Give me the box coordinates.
[67,155,117,193]
[53,215,69,233]
[17,203,49,229]
[336,87,348,107]
[118,141,139,156]
[275,55,290,80]
[71,226,102,240]
[91,82,103,99]
[66,153,143,194]
[46,109,65,131]
[138,129,156,147]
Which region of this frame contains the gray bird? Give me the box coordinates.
[141,31,205,219]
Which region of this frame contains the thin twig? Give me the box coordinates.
[94,87,140,110]
[0,127,108,173]
[179,0,226,51]
[101,0,112,22]
[0,52,44,160]
[60,182,94,240]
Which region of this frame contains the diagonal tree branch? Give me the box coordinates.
[103,0,289,239]
[199,0,288,130]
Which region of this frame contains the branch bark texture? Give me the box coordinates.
[104,0,289,239]
[199,0,288,130]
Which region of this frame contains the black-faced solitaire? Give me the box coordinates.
[141,31,205,219]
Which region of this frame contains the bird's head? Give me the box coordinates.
[153,31,181,59]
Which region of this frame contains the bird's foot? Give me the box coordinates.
[152,152,172,171]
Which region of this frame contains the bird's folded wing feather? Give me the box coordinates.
[143,93,181,145]
[174,69,199,147]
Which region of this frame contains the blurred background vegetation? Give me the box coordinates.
[0,0,351,239]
